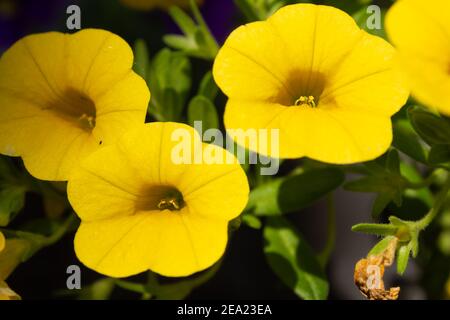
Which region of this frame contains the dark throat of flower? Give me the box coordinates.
[284,70,327,108]
[137,185,185,212]
[47,88,97,132]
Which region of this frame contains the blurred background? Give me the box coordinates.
[1,0,447,300]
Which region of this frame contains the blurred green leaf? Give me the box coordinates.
[234,0,285,21]
[164,1,218,60]
[346,150,408,212]
[133,39,149,79]
[247,168,344,216]
[147,49,191,121]
[78,278,115,300]
[396,244,411,275]
[264,216,328,300]
[187,95,219,131]
[155,263,221,300]
[352,3,386,38]
[372,193,392,219]
[241,214,262,229]
[0,238,30,280]
[198,71,218,101]
[437,230,450,255]
[0,185,26,227]
[168,6,197,35]
[386,149,400,174]
[400,163,433,208]
[393,118,428,164]
[408,106,450,146]
[428,144,450,165]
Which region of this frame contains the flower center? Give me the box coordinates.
[294,95,317,108]
[137,185,185,212]
[47,88,96,132]
[277,70,326,108]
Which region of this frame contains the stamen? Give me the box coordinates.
[295,95,316,108]
[79,113,96,129]
[157,197,182,211]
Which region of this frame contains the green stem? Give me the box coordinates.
[318,193,336,268]
[43,213,78,246]
[405,171,436,190]
[190,0,219,58]
[416,173,450,230]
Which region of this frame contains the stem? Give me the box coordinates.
[190,0,219,57]
[416,173,450,230]
[43,213,78,246]
[318,193,336,268]
[405,171,436,190]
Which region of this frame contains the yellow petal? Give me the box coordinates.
[322,32,409,117]
[213,21,295,103]
[386,0,450,65]
[0,281,20,300]
[75,210,228,277]
[0,239,30,281]
[386,0,450,115]
[0,232,5,253]
[0,29,150,181]
[225,99,392,163]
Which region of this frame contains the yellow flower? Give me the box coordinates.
[0,29,150,181]
[0,281,20,300]
[0,232,4,253]
[120,0,203,11]
[386,0,450,116]
[213,4,409,164]
[0,232,26,300]
[68,122,249,278]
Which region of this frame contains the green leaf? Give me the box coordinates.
[78,278,115,300]
[393,118,428,164]
[164,1,218,60]
[0,185,26,227]
[400,162,433,208]
[247,168,344,216]
[163,35,196,52]
[187,96,219,132]
[428,144,450,165]
[368,236,397,256]
[148,49,191,121]
[0,237,31,280]
[264,217,329,300]
[155,262,221,300]
[372,193,392,219]
[352,5,386,38]
[198,71,218,101]
[408,106,450,146]
[386,149,400,174]
[133,39,149,79]
[168,6,197,36]
[396,244,411,275]
[234,0,261,21]
[241,214,262,229]
[352,223,398,236]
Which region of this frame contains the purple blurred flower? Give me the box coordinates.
[0,0,73,50]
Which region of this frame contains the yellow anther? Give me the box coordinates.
[295,95,316,108]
